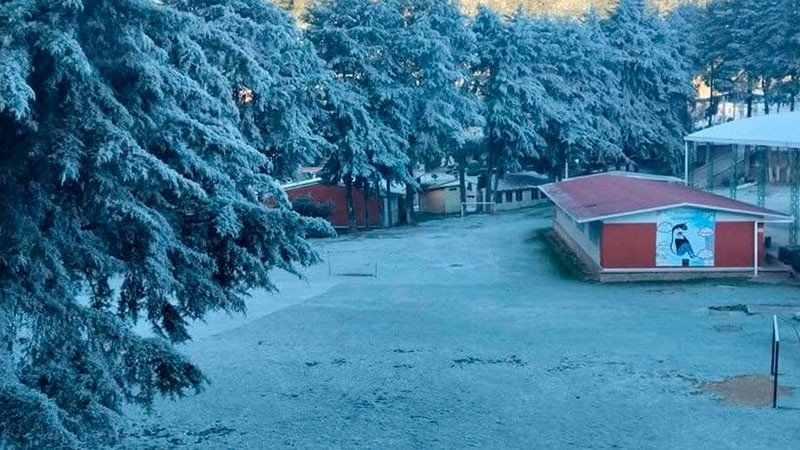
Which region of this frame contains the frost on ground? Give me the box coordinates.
[119,207,800,449]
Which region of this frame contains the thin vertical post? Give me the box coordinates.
[791,151,799,244]
[772,315,780,408]
[757,146,767,209]
[707,143,714,191]
[774,340,780,408]
[684,141,689,186]
[771,321,776,375]
[730,144,738,199]
[754,221,759,277]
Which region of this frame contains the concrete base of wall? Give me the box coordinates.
[541,228,600,280]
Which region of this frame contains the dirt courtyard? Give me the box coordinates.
[120,207,800,448]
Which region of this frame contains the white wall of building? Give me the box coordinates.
[494,188,548,212]
[553,208,601,265]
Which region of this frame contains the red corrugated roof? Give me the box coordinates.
[539,173,790,223]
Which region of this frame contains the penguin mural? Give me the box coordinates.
[656,208,715,267]
[670,223,697,258]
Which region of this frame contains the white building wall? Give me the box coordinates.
[494,188,548,212]
[553,208,601,265]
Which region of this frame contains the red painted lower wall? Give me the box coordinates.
[715,222,764,267]
[600,223,656,268]
[600,221,765,269]
[287,184,382,228]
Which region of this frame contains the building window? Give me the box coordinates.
[516,190,523,201]
[467,182,472,190]
[505,191,513,202]
[531,189,536,200]
[496,193,503,204]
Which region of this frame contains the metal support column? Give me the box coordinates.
[706,143,714,191]
[791,151,800,244]
[757,146,767,209]
[729,144,738,199]
[684,141,689,186]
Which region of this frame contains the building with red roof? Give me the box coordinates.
[539,173,792,280]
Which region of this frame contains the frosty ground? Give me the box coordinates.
[120,207,800,449]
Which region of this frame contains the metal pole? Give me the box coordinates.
[707,143,714,191]
[565,160,569,180]
[684,141,689,186]
[730,144,737,199]
[773,315,780,408]
[754,221,759,277]
[758,146,767,209]
[791,151,799,244]
[771,322,776,375]
[774,340,780,408]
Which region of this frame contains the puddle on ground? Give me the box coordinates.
[700,374,793,407]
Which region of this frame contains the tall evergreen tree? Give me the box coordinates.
[602,0,693,171]
[472,7,544,202]
[305,0,411,232]
[170,0,332,179]
[390,0,483,222]
[514,13,622,179]
[0,0,327,447]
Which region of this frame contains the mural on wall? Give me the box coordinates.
[656,208,715,267]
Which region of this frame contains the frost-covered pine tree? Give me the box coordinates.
[512,13,622,180]
[304,0,411,232]
[0,0,327,447]
[602,0,693,171]
[390,0,483,223]
[696,0,738,124]
[169,0,332,180]
[472,7,545,202]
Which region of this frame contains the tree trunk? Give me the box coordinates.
[707,72,714,127]
[363,181,370,230]
[345,176,357,233]
[458,163,467,215]
[746,84,753,117]
[763,79,770,115]
[385,178,392,227]
[405,182,415,225]
[792,92,796,112]
[485,153,494,214]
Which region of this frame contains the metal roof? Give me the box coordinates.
[496,171,549,191]
[539,173,791,223]
[685,112,800,149]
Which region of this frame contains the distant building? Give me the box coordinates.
[283,178,405,229]
[539,173,791,281]
[418,170,549,215]
[492,171,549,212]
[419,173,479,215]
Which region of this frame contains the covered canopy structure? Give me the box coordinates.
[684,112,800,244]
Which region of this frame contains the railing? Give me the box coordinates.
[770,314,780,408]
